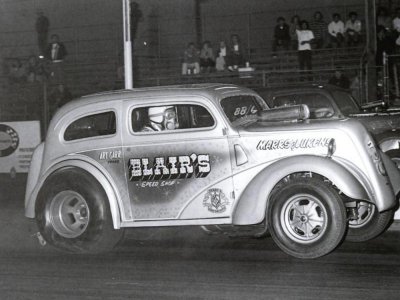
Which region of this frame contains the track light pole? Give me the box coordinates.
[123,0,133,89]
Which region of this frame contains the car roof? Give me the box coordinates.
[255,83,346,95]
[54,83,257,119]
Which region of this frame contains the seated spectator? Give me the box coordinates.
[345,12,362,46]
[289,15,301,50]
[296,20,314,73]
[199,41,215,73]
[329,68,350,89]
[310,11,327,49]
[227,34,245,71]
[377,7,392,31]
[45,34,67,62]
[272,17,290,56]
[181,42,200,75]
[215,41,227,71]
[25,55,47,83]
[328,13,345,47]
[6,58,26,83]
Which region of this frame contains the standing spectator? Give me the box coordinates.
[199,41,215,73]
[296,20,314,75]
[227,34,245,71]
[329,68,350,89]
[310,11,327,49]
[377,7,392,31]
[130,1,143,40]
[181,42,200,75]
[289,15,301,50]
[45,34,67,62]
[328,13,345,47]
[272,17,290,57]
[345,12,362,46]
[215,41,227,71]
[392,8,400,49]
[45,34,68,83]
[376,26,394,66]
[35,11,49,57]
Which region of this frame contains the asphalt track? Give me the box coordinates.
[1,175,400,300]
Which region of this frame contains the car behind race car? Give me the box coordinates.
[25,84,400,258]
[255,84,400,168]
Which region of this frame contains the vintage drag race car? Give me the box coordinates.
[25,84,400,258]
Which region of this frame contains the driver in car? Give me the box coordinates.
[142,106,179,132]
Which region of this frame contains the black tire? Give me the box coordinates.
[35,167,124,253]
[267,177,347,259]
[347,202,394,242]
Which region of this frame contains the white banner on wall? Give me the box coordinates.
[0,121,41,174]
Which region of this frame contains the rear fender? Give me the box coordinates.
[232,155,369,225]
[25,159,122,229]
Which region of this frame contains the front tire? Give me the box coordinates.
[267,177,347,259]
[35,167,124,253]
[347,201,394,242]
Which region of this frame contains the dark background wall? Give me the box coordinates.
[0,0,364,62]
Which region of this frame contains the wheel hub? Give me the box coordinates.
[48,190,90,238]
[348,202,375,228]
[281,194,328,244]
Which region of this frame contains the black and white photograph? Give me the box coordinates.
[0,0,400,299]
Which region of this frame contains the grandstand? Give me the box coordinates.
[0,0,385,126]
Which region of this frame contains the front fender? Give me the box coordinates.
[232,155,369,225]
[25,158,122,229]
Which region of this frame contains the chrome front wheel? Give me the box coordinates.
[48,190,90,238]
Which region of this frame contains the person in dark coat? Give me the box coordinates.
[272,16,290,56]
[45,34,67,62]
[329,68,350,89]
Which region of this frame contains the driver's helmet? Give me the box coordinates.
[148,106,178,130]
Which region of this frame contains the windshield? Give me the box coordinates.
[220,95,265,123]
[331,90,360,115]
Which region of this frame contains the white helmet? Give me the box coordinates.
[148,106,174,123]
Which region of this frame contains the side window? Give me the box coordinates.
[131,104,215,133]
[64,111,116,141]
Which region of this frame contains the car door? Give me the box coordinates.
[121,98,234,222]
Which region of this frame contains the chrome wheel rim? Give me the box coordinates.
[349,202,375,228]
[48,190,90,238]
[392,157,400,170]
[280,194,328,244]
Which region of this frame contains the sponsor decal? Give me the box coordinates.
[0,124,19,157]
[137,180,177,188]
[256,137,333,151]
[128,153,211,181]
[99,150,122,163]
[203,188,229,213]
